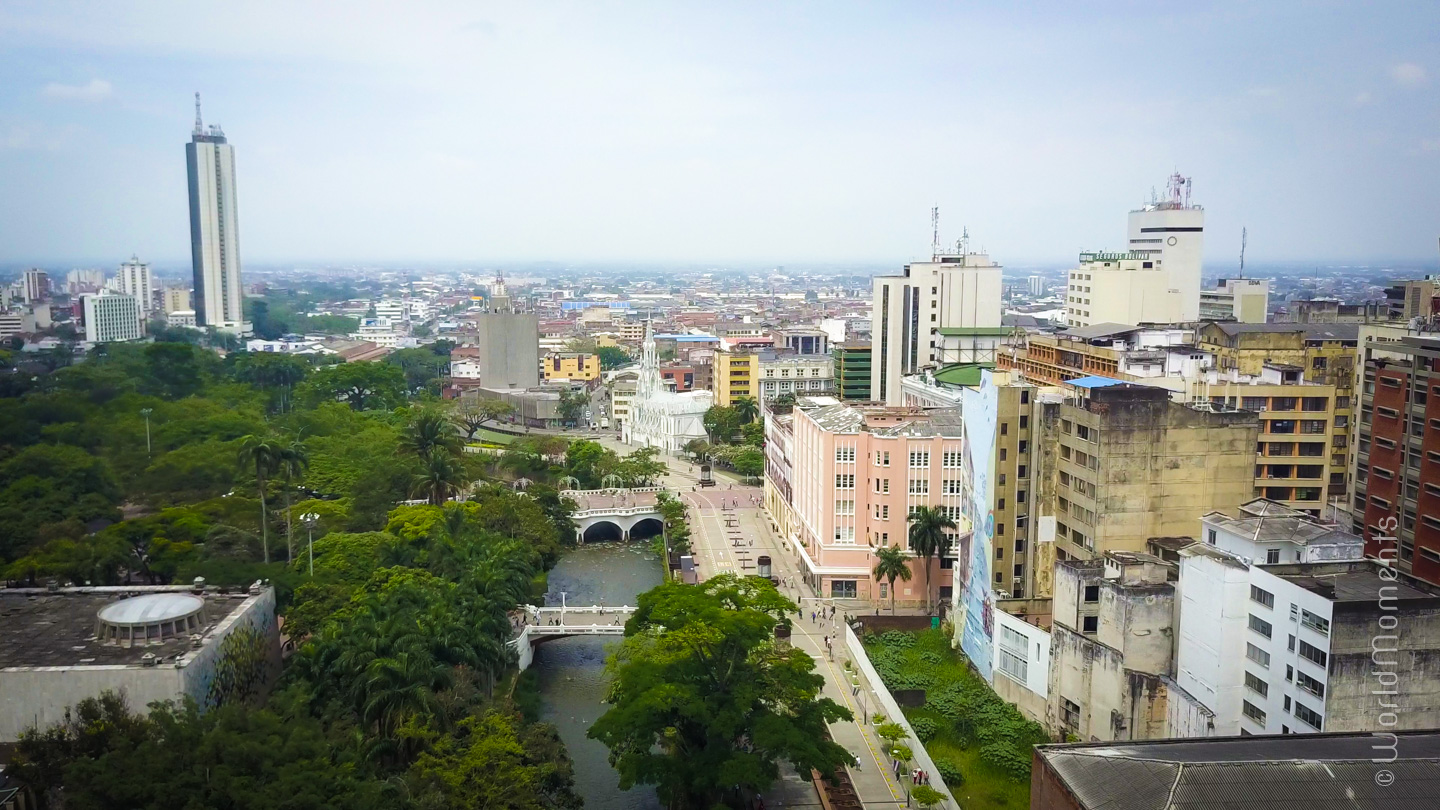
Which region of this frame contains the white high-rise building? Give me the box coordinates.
[82,291,143,343]
[114,255,155,316]
[869,247,1003,405]
[186,93,246,333]
[21,268,50,303]
[1126,173,1204,322]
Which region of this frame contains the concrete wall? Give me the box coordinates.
[476,313,540,389]
[1047,624,1128,740]
[1327,601,1440,732]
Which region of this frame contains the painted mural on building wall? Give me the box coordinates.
[958,371,998,680]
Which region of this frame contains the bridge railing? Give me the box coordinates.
[560,486,668,499]
[573,505,663,519]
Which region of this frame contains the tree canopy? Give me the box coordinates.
[589,575,854,808]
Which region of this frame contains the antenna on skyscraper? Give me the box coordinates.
[194,92,203,135]
[1239,227,1248,278]
[930,206,940,261]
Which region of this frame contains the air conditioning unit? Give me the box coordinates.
[140,653,158,667]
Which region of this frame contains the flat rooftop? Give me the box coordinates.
[0,587,257,668]
[1039,731,1440,810]
[1273,564,1434,603]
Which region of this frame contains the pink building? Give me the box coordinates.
[782,402,971,608]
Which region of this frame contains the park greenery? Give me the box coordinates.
[688,397,764,478]
[0,340,590,808]
[863,629,1049,810]
[589,574,855,808]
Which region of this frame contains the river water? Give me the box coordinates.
[534,542,663,810]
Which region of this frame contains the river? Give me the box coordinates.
[534,542,664,810]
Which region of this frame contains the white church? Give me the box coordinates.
[622,323,712,455]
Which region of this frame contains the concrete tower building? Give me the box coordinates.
[1126,173,1204,322]
[115,255,155,316]
[870,232,1003,405]
[186,93,246,332]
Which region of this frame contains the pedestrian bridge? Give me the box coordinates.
[561,487,667,543]
[511,605,635,670]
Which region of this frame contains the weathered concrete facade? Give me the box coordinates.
[1037,384,1259,560]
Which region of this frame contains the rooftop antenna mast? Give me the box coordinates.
[1239,227,1247,278]
[193,92,203,135]
[930,206,940,261]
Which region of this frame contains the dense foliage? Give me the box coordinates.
[1,340,586,809]
[864,629,1049,809]
[590,574,854,808]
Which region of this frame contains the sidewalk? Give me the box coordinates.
[685,494,911,809]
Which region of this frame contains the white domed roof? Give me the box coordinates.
[98,593,204,626]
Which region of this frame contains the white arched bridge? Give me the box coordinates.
[511,605,636,671]
[562,487,668,544]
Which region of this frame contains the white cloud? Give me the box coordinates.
[40,78,112,101]
[1353,91,1371,105]
[1391,62,1427,87]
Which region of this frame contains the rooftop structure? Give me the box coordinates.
[0,584,279,742]
[1032,731,1440,810]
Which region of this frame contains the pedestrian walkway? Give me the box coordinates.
[685,493,911,809]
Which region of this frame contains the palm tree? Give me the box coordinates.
[237,434,284,563]
[361,651,451,738]
[403,408,461,458]
[279,438,309,561]
[907,505,956,615]
[413,450,467,506]
[734,396,759,425]
[872,544,913,614]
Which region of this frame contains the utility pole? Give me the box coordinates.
[140,408,153,457]
[302,512,319,576]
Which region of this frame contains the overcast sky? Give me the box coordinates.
[1,1,1437,267]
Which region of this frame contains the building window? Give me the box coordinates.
[1083,585,1100,603]
[1249,614,1273,639]
[909,450,930,468]
[835,474,854,489]
[1250,585,1274,608]
[830,580,857,599]
[1061,698,1080,730]
[1244,671,1270,698]
[998,648,1028,682]
[942,450,960,468]
[835,499,854,515]
[1266,549,1281,564]
[1300,609,1330,636]
[1246,643,1271,668]
[1293,701,1323,730]
[835,446,855,462]
[1297,670,1325,698]
[1242,700,1267,725]
[1298,639,1328,668]
[1082,615,1098,634]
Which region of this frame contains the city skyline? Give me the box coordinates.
[0,3,1437,266]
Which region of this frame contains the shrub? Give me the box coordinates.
[934,758,965,786]
[910,716,939,742]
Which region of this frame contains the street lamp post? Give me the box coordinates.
[560,591,568,625]
[140,408,153,457]
[302,512,320,576]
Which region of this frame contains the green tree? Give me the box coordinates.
[911,785,949,809]
[556,387,588,425]
[410,711,582,810]
[301,361,406,410]
[907,505,955,614]
[732,446,764,478]
[563,440,617,488]
[237,434,284,563]
[457,399,515,439]
[413,450,467,506]
[613,445,667,487]
[403,407,461,458]
[703,405,740,444]
[278,438,309,561]
[596,345,631,370]
[872,544,912,614]
[588,575,854,808]
[734,396,759,425]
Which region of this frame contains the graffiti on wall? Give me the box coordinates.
[958,371,998,681]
